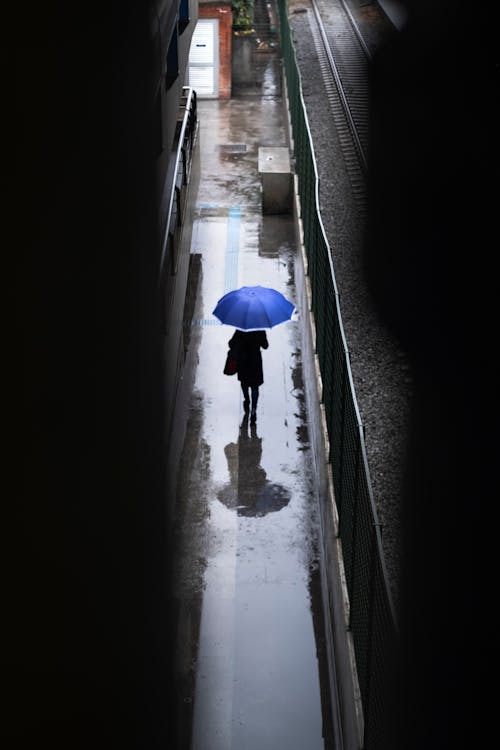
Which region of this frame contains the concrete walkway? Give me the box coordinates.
[168,84,336,749]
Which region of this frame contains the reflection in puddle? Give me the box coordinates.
[217,415,291,517]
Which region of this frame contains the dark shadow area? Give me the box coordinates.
[11,2,176,747]
[363,1,499,747]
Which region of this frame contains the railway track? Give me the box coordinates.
[308,0,372,207]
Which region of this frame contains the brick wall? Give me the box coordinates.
[198,2,232,99]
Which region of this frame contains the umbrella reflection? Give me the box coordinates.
[217,416,291,517]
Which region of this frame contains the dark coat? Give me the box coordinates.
[229,330,269,387]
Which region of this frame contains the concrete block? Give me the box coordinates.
[258,147,293,214]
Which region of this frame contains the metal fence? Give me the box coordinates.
[276,3,398,747]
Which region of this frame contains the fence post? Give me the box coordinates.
[346,431,361,612]
[335,354,348,519]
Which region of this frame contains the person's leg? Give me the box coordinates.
[250,386,259,422]
[241,383,250,412]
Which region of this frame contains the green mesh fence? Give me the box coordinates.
[277,3,398,748]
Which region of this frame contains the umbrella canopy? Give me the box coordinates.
[212,285,295,331]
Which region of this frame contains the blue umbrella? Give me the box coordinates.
[212,285,295,331]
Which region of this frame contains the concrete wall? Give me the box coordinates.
[162,129,201,488]
[153,1,199,202]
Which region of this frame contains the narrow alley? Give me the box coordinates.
[167,75,338,749]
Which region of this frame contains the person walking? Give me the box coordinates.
[229,329,269,424]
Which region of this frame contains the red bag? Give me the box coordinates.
[223,350,238,376]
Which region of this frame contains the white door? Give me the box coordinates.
[188,19,219,98]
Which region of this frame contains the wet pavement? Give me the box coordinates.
[168,57,335,749]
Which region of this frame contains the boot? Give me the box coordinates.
[250,388,258,423]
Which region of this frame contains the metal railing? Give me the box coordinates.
[276,3,398,747]
[160,87,198,280]
[159,87,198,334]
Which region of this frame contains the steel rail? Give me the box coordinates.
[339,0,372,61]
[310,0,369,174]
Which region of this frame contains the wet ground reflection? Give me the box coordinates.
[175,84,333,748]
[217,415,291,517]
